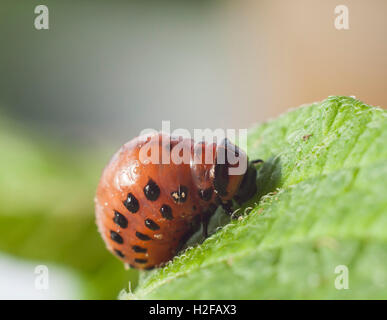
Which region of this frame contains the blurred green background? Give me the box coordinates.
[0,0,386,299]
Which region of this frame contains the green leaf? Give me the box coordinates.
[126,96,387,299]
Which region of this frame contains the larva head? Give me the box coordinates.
[190,138,249,203]
[211,138,248,202]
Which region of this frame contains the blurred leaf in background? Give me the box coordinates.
[0,111,138,299]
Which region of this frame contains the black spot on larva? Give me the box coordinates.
[231,144,240,157]
[129,264,136,269]
[199,187,213,201]
[132,245,147,253]
[136,231,151,241]
[114,249,125,258]
[143,179,160,201]
[145,218,160,231]
[171,185,188,203]
[123,193,139,213]
[110,230,123,244]
[113,210,128,228]
[160,204,173,220]
[145,266,154,270]
[193,205,197,211]
[135,258,148,264]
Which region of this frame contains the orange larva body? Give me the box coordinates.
[95,133,257,269]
